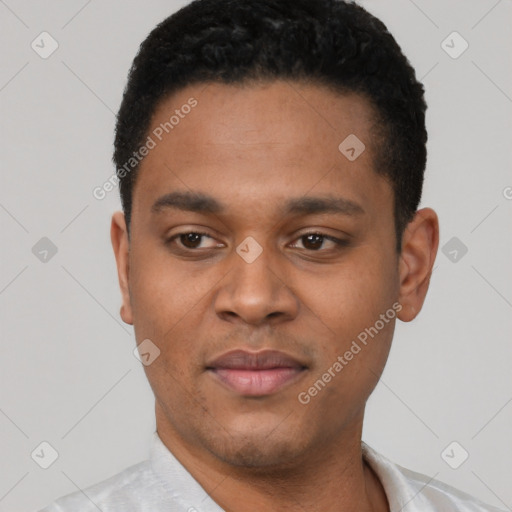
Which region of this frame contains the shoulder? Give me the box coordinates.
[362,443,506,512]
[37,460,177,512]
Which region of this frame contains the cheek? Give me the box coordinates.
[128,245,223,376]
[306,259,396,336]
[298,269,396,419]
[129,246,202,333]
[299,250,399,395]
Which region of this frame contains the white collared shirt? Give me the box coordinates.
[38,432,505,511]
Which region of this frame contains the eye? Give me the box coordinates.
[289,232,348,252]
[166,231,222,251]
[165,231,349,254]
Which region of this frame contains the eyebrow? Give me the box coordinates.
[151,191,365,217]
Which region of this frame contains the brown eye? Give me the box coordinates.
[291,232,347,252]
[301,233,324,250]
[180,233,204,249]
[166,231,221,251]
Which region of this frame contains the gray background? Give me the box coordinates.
[0,0,511,510]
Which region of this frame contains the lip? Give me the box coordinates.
[206,349,308,396]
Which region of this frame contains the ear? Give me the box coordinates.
[110,211,133,325]
[397,207,439,322]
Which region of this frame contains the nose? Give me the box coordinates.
[214,240,299,327]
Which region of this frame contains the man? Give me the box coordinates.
[39,0,504,510]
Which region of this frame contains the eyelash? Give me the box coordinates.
[165,231,349,253]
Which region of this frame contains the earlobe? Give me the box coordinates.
[110,211,134,325]
[397,208,439,322]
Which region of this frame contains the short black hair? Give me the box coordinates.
[113,0,427,252]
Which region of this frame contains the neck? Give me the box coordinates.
[156,413,389,512]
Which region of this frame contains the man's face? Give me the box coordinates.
[119,81,402,468]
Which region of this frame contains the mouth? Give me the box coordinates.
[206,349,308,397]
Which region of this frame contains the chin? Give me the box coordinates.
[198,416,309,471]
[211,435,302,471]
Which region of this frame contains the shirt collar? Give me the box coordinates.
[362,440,423,511]
[150,431,224,511]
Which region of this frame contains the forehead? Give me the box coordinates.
[131,80,392,224]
